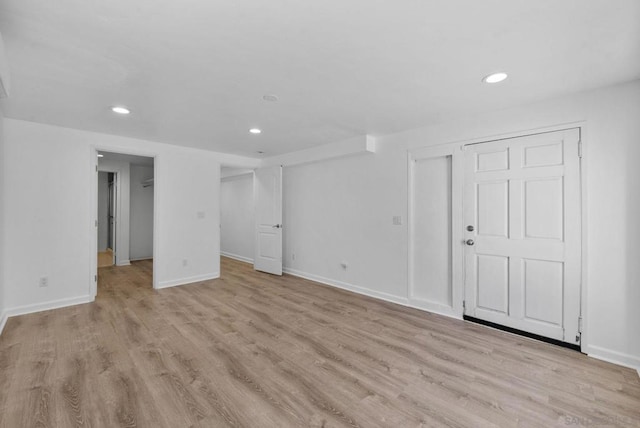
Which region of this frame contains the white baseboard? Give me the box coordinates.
[283,267,409,307]
[130,257,153,262]
[0,310,7,337]
[407,297,463,320]
[283,268,464,322]
[221,252,253,264]
[5,295,94,318]
[585,345,640,376]
[116,260,131,266]
[157,272,220,289]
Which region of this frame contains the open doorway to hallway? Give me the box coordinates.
[96,151,155,288]
[97,171,116,267]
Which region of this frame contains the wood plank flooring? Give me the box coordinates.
[0,257,638,427]
[97,249,113,268]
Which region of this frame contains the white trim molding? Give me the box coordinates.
[283,267,463,321]
[406,297,462,320]
[284,267,409,307]
[221,252,253,264]
[585,345,640,376]
[0,311,7,336]
[157,272,220,289]
[5,295,94,318]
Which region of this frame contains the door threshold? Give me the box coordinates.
[463,315,581,352]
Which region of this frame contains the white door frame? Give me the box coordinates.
[407,121,588,349]
[90,147,160,295]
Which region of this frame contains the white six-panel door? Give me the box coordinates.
[254,166,283,275]
[463,128,581,345]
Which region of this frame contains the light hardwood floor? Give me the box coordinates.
[0,257,638,427]
[97,249,114,268]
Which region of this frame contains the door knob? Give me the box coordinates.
[272,224,282,229]
[466,239,475,246]
[466,225,475,232]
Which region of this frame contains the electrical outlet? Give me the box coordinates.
[392,216,402,226]
[197,211,205,219]
[292,253,296,261]
[39,276,48,287]
[182,259,188,267]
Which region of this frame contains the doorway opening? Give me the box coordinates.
[219,164,284,277]
[97,171,117,267]
[95,151,155,291]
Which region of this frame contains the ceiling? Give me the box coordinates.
[0,1,638,158]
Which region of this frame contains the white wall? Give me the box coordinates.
[130,165,154,260]
[3,118,231,313]
[0,110,6,331]
[282,80,640,370]
[220,173,254,263]
[1,81,638,372]
[97,172,109,251]
[98,158,131,264]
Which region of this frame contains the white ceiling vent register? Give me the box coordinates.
[0,32,11,98]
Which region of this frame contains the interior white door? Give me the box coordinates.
[463,128,582,345]
[254,166,283,275]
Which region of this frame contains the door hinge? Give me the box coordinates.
[462,300,466,310]
[96,165,98,172]
[578,316,583,333]
[94,275,97,282]
[578,140,583,158]
[95,220,98,227]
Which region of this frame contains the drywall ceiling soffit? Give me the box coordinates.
[0,0,639,157]
[260,134,375,168]
[221,167,254,180]
[99,152,154,166]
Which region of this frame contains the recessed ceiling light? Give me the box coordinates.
[263,94,278,102]
[483,72,508,84]
[97,154,104,158]
[249,128,262,134]
[111,106,130,114]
